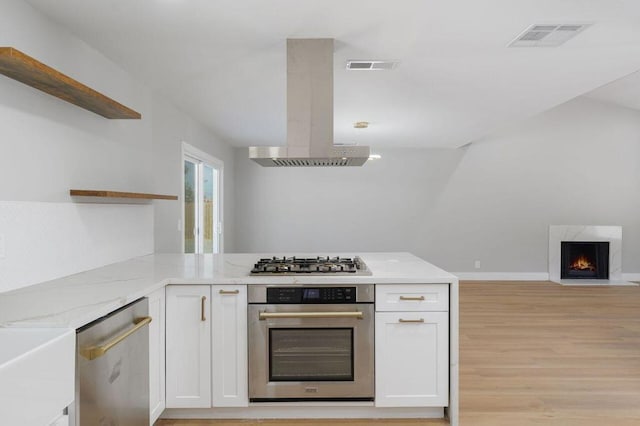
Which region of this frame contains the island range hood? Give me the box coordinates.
[249,39,370,167]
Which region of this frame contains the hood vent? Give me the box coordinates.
[249,39,370,167]
[272,158,355,167]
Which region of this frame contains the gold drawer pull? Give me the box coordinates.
[80,316,152,360]
[399,295,425,301]
[201,296,207,321]
[219,289,240,295]
[399,318,425,323]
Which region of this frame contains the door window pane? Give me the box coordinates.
[269,328,353,381]
[184,160,196,254]
[203,165,214,254]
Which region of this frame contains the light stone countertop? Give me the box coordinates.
[0,252,457,329]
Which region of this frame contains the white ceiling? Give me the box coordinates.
[585,70,640,111]
[25,0,640,148]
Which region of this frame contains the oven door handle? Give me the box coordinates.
[259,311,364,320]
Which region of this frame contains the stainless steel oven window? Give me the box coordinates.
[269,328,354,381]
[248,301,374,401]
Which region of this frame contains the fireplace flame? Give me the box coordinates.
[570,255,596,272]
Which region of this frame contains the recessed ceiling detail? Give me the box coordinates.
[346,60,397,70]
[508,23,593,47]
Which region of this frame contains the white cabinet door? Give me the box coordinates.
[165,285,211,408]
[375,311,449,407]
[148,287,166,423]
[211,285,248,407]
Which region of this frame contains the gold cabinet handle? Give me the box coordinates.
[259,311,364,320]
[80,316,152,360]
[201,296,207,321]
[219,289,240,295]
[399,295,425,301]
[399,318,425,323]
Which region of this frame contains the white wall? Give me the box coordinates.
[234,97,640,275]
[0,0,235,292]
[152,95,236,253]
[0,202,153,292]
[0,0,153,202]
[234,147,465,254]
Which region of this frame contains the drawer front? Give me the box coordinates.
[376,284,449,312]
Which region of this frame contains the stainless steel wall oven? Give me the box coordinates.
[248,284,374,401]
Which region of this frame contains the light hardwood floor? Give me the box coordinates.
[157,281,640,426]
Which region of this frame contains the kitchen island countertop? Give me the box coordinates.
[0,252,457,329]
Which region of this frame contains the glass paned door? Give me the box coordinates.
[183,147,222,254]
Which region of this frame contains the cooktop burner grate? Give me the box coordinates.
[250,256,371,275]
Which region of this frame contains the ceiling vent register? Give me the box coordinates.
[508,23,592,47]
[346,60,397,70]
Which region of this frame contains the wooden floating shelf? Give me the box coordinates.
[0,47,141,119]
[70,190,178,201]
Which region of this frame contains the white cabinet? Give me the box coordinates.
[165,285,211,408]
[211,285,248,407]
[165,284,248,409]
[375,311,449,407]
[375,284,449,408]
[0,329,74,426]
[147,287,166,423]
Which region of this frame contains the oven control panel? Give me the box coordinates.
[266,287,356,304]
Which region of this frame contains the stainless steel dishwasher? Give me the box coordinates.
[72,298,151,426]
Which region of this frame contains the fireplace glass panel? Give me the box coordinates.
[560,241,609,279]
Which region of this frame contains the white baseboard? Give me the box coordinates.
[453,272,550,281]
[163,406,444,419]
[622,273,640,282]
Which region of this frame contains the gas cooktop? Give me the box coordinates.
[250,256,371,275]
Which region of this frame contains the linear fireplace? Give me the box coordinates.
[560,241,609,280]
[548,225,627,285]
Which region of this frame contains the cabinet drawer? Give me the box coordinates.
[376,284,449,312]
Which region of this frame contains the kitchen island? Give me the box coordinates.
[0,252,458,426]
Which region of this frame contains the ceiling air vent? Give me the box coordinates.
[508,23,593,47]
[346,60,397,70]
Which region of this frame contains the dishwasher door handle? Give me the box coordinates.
[259,311,364,320]
[80,316,152,360]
